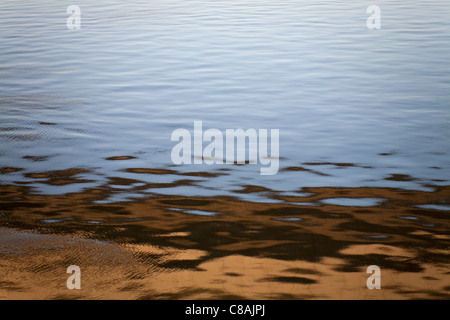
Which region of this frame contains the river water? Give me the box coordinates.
[0,0,449,299]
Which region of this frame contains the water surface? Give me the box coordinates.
[0,0,449,299]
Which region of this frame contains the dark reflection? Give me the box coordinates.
[281,166,331,176]
[0,167,23,174]
[302,162,372,169]
[106,156,137,161]
[22,155,53,162]
[0,173,449,299]
[263,276,317,285]
[23,168,94,186]
[124,167,227,178]
[385,174,416,182]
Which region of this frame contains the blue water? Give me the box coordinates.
[1,0,449,200]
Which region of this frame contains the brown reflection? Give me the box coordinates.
[281,166,330,176]
[385,174,416,182]
[302,162,373,169]
[124,167,227,177]
[105,156,137,161]
[0,167,23,174]
[23,155,53,162]
[0,179,449,299]
[23,168,94,186]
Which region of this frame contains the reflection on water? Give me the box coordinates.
[1,0,449,299]
[0,177,449,299]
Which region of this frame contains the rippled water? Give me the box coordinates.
[0,0,449,299]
